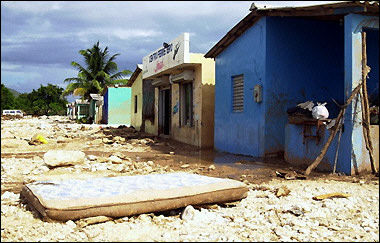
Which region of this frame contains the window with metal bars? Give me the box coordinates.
[232,74,244,112]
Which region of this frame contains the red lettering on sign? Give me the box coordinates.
[154,61,164,73]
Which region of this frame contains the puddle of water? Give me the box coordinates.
[170,149,289,170]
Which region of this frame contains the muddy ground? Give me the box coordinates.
[1,115,379,242]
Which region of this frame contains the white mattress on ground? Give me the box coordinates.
[21,172,248,221]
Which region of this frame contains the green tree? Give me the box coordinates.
[1,84,16,111]
[14,93,31,113]
[63,41,131,100]
[27,84,68,115]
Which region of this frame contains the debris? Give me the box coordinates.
[285,205,304,216]
[275,171,306,180]
[29,134,48,145]
[208,165,216,170]
[297,101,314,111]
[169,151,175,155]
[312,102,329,119]
[326,119,336,129]
[312,193,351,201]
[275,186,290,197]
[305,83,362,175]
[181,205,197,221]
[180,164,190,168]
[43,150,85,167]
[76,216,113,228]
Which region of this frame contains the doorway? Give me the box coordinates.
[159,87,171,135]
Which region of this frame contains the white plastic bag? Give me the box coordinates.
[312,102,329,119]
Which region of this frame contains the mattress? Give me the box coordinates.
[21,172,248,221]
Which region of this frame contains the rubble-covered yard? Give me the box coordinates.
[1,116,379,242]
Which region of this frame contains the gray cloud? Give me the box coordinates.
[1,1,342,100]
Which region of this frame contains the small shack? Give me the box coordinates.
[75,99,90,120]
[102,85,132,125]
[205,2,379,174]
[89,94,103,124]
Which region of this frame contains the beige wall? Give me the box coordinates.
[170,64,202,147]
[358,125,379,174]
[130,72,143,131]
[145,53,215,148]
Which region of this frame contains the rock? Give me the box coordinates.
[285,205,304,216]
[91,139,103,145]
[181,205,197,221]
[66,220,77,228]
[139,138,154,145]
[1,138,29,148]
[275,186,290,197]
[76,216,113,228]
[1,131,14,139]
[109,155,123,164]
[102,138,113,144]
[208,165,216,170]
[180,164,190,168]
[87,155,97,161]
[113,136,126,143]
[44,150,85,167]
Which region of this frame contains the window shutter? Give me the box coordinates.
[232,75,244,112]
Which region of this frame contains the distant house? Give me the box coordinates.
[127,64,144,131]
[89,94,103,124]
[66,102,75,119]
[205,2,379,174]
[102,85,132,125]
[75,99,90,120]
[142,33,215,148]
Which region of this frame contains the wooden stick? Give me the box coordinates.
[361,31,377,174]
[305,84,362,176]
[333,113,345,174]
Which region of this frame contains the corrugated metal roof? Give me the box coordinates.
[205,1,379,58]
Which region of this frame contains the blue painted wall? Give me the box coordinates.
[265,17,344,155]
[341,14,379,174]
[103,90,109,124]
[107,87,132,125]
[214,17,267,157]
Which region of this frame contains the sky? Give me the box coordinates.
[1,1,343,101]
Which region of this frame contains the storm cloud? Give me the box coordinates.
[1,1,342,98]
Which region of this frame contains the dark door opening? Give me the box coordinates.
[159,88,171,135]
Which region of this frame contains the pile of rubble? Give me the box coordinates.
[1,116,379,242]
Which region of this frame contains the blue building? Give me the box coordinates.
[205,2,379,175]
[102,85,132,125]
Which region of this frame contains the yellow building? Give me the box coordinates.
[142,33,215,148]
[127,64,143,131]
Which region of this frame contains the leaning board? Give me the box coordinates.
[21,173,248,221]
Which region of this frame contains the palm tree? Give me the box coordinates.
[63,41,132,100]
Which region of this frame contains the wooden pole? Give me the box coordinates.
[333,112,345,174]
[305,84,362,176]
[361,31,377,174]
